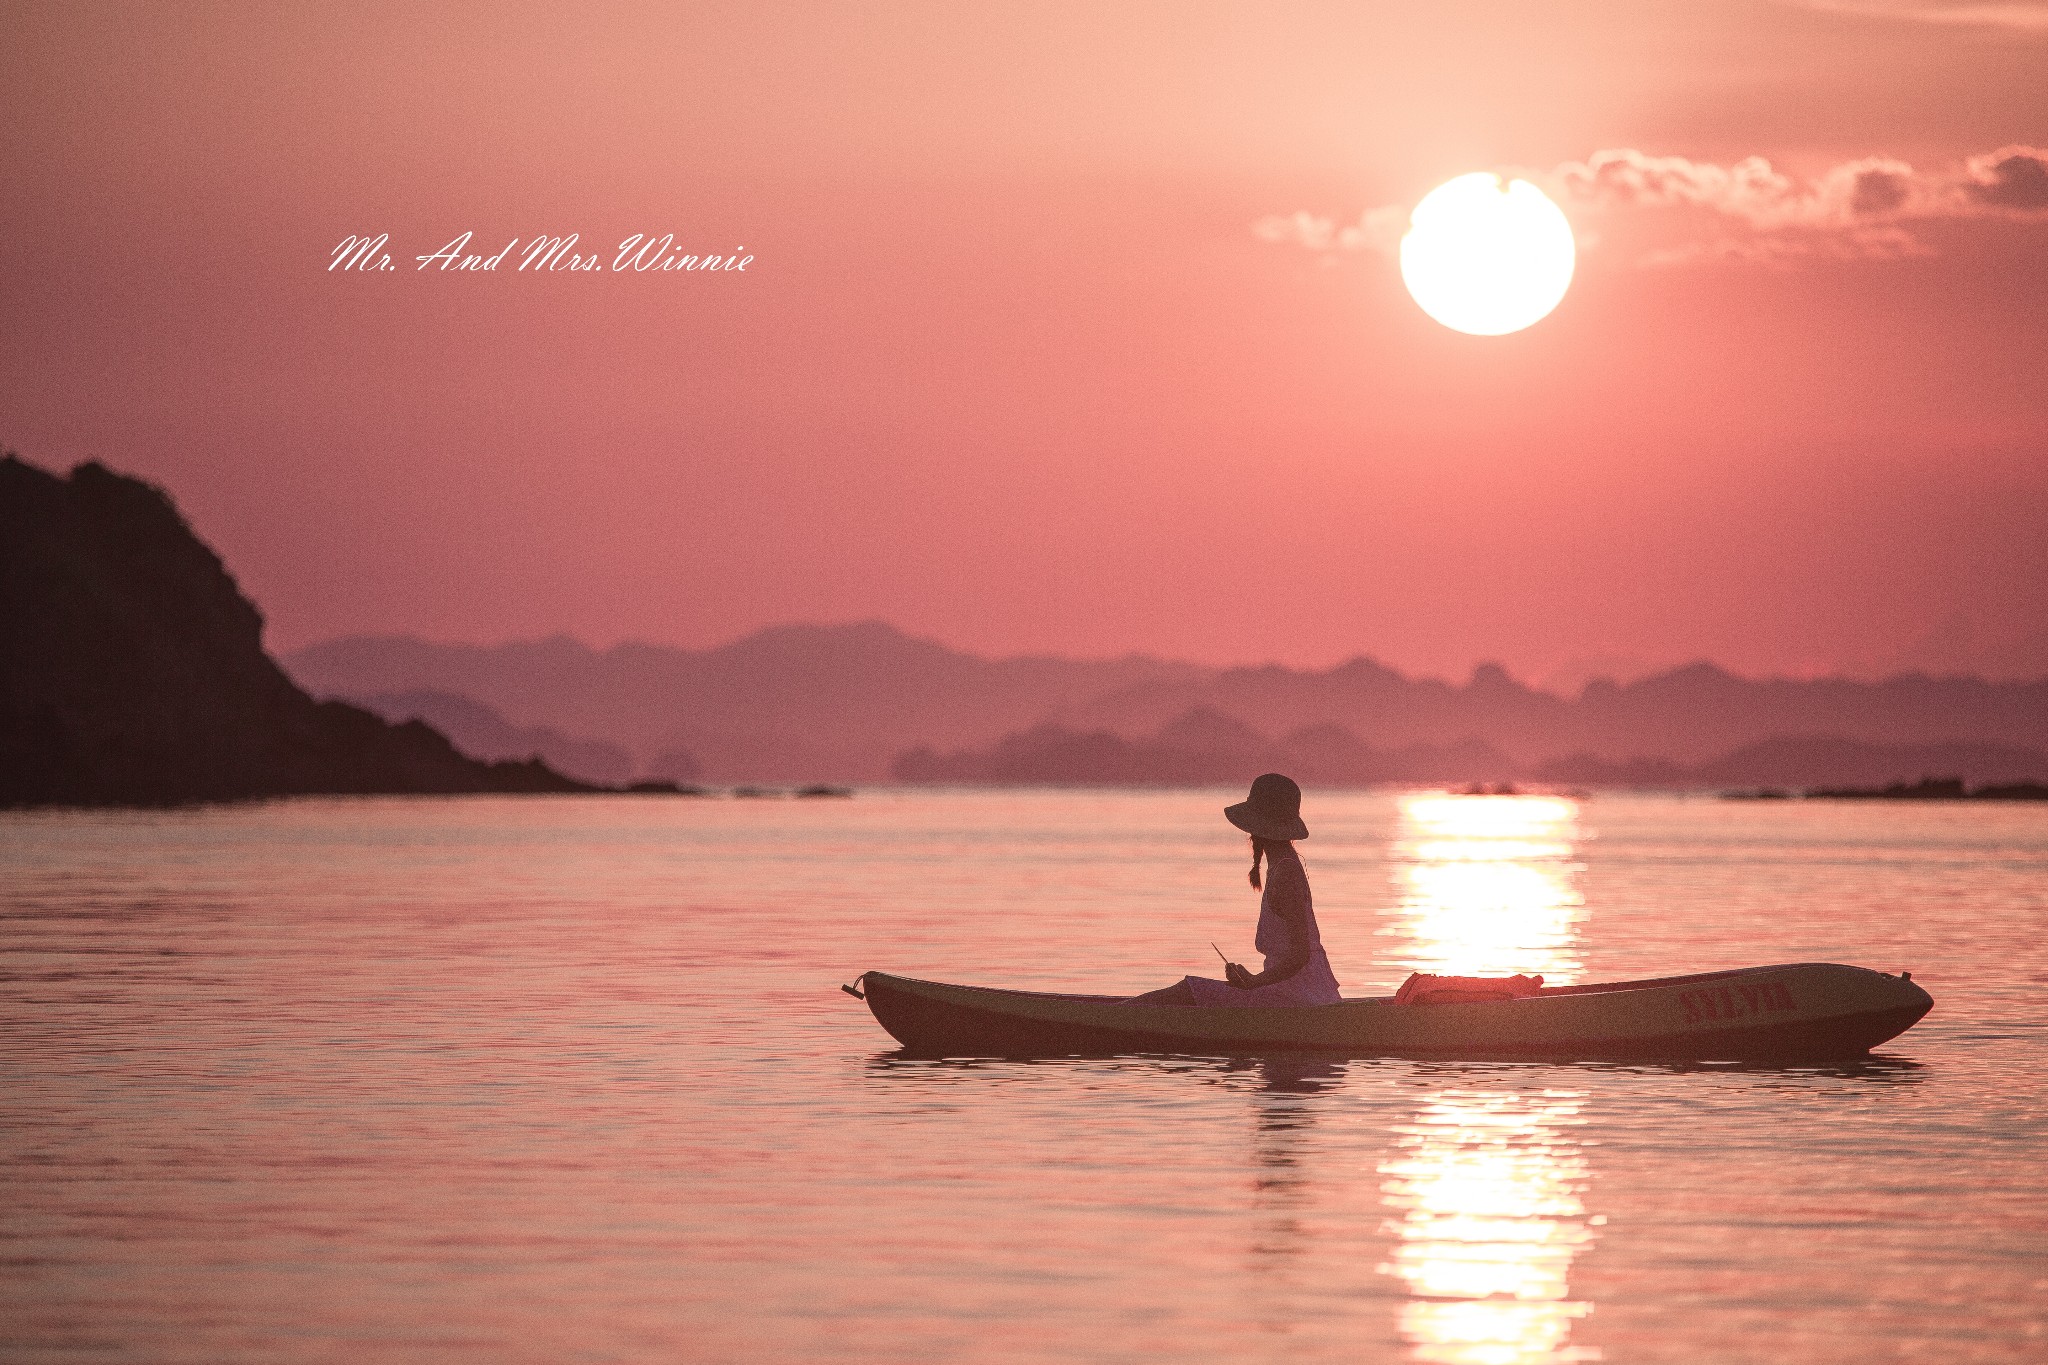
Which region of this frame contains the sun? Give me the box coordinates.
[1400,173,1576,336]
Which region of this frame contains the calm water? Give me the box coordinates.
[4,789,2045,1363]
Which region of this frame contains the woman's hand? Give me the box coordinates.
[1225,962,1256,989]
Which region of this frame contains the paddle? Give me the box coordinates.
[1214,942,1251,988]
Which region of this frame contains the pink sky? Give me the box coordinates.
[3,1,2044,687]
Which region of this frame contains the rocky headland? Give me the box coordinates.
[1,455,595,806]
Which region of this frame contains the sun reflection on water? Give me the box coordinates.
[1381,794,1600,1364]
[1388,794,1588,986]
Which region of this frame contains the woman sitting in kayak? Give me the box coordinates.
[1126,773,1343,1007]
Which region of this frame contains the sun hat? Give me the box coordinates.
[1224,772,1308,841]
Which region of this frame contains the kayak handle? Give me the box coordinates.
[841,975,867,1000]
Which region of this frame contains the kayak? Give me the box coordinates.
[850,963,1932,1061]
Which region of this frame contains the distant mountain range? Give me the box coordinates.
[895,708,1519,786]
[285,626,1203,783]
[351,690,683,787]
[30,451,2034,800]
[2,457,593,805]
[897,712,2048,789]
[1538,735,2048,790]
[288,626,2048,787]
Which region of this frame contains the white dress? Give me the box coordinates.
[1184,844,1342,1007]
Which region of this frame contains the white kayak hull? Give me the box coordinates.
[856,963,1933,1061]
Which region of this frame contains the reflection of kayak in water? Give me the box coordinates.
[849,964,1932,1061]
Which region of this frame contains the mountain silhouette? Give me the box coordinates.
[893,709,1518,786]
[352,690,649,786]
[33,454,2034,798]
[1540,734,2048,790]
[1,456,594,805]
[289,628,2048,784]
[288,625,1203,781]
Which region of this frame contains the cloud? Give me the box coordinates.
[1252,205,1405,255]
[1257,145,2048,266]
[1964,145,2048,208]
[1553,146,2048,225]
[1791,1,2048,31]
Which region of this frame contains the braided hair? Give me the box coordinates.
[1248,835,1284,889]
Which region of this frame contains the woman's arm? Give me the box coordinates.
[1230,933,1309,989]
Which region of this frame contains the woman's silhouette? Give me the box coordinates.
[1127,773,1343,1006]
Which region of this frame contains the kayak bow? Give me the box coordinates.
[854,963,1932,1061]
